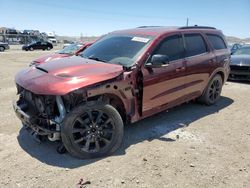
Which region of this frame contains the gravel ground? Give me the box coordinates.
[0,47,250,188]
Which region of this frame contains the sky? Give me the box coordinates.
[0,0,250,38]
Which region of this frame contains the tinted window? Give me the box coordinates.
[207,34,227,50]
[184,34,207,57]
[153,35,184,61]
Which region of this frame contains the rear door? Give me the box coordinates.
[182,33,215,97]
[206,34,230,72]
[142,34,187,116]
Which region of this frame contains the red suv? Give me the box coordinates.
[13,26,230,158]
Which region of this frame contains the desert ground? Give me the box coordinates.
[0,46,250,188]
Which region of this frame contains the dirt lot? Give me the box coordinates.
[0,47,250,188]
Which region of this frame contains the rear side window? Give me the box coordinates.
[153,35,184,61]
[207,34,227,50]
[184,34,207,57]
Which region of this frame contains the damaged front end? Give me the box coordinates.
[13,85,66,141]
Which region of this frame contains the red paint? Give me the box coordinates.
[15,27,230,123]
[16,56,124,95]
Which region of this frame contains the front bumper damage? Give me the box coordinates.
[13,100,57,135]
[13,88,66,142]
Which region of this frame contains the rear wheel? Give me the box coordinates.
[0,46,5,52]
[29,47,33,51]
[61,102,124,159]
[199,74,223,105]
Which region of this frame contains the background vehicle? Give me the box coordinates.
[63,42,75,48]
[46,31,57,46]
[5,28,18,34]
[30,42,93,66]
[230,43,242,54]
[13,26,230,159]
[0,42,10,52]
[22,41,53,51]
[229,45,250,81]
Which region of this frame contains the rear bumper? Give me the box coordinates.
[13,100,56,135]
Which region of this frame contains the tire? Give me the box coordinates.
[29,47,33,51]
[0,46,5,52]
[61,102,124,159]
[47,47,51,50]
[199,74,223,105]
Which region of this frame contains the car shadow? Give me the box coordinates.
[17,96,233,168]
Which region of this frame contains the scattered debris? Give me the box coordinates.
[77,179,91,187]
[143,158,147,161]
[190,164,195,167]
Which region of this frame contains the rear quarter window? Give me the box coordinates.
[207,34,227,50]
[184,34,207,57]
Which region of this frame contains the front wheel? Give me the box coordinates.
[61,102,124,159]
[199,74,223,105]
[0,46,5,52]
[47,47,51,50]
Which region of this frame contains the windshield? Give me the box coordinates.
[58,44,83,54]
[234,47,250,55]
[80,34,153,67]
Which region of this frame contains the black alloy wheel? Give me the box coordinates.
[61,102,124,159]
[199,74,223,105]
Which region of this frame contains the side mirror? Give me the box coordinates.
[146,54,170,68]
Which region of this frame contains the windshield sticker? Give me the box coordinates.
[131,37,150,43]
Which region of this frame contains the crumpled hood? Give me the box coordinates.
[231,55,250,66]
[15,56,124,95]
[33,53,71,64]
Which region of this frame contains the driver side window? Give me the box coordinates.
[153,35,185,62]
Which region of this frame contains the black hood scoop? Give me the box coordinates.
[36,66,48,73]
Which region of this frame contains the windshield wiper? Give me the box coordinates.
[87,56,106,62]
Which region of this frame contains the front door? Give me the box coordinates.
[142,34,187,117]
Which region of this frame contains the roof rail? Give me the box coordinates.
[179,26,216,30]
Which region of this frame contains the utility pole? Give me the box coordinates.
[186,18,189,27]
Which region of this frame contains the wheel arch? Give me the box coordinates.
[87,93,127,123]
[210,68,226,84]
[216,71,225,83]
